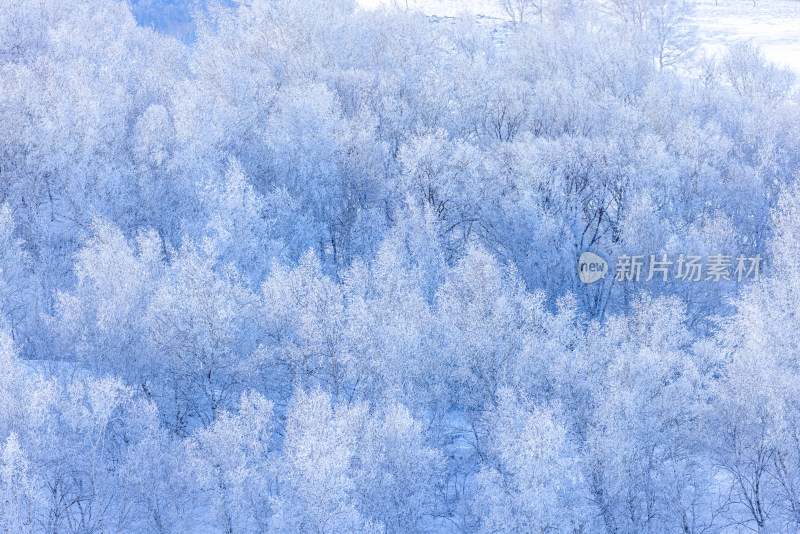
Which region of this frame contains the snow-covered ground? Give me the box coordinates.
[357,0,504,18]
[692,0,800,74]
[357,0,800,75]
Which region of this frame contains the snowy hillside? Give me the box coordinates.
[129,0,800,74]
[357,0,800,74]
[2,0,800,532]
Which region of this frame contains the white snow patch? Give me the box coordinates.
[691,0,800,75]
[357,0,506,18]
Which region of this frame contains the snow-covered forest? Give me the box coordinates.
[1,0,800,532]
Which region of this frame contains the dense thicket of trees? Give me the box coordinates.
[1,0,799,531]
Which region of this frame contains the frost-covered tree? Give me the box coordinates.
[148,240,260,430]
[475,389,591,533]
[353,403,443,533]
[721,42,795,104]
[585,295,711,533]
[198,158,282,286]
[274,389,366,533]
[436,244,542,413]
[0,203,36,350]
[0,433,40,534]
[710,183,800,531]
[261,251,349,401]
[56,219,161,381]
[191,390,275,534]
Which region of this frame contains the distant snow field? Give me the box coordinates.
[357,0,505,18]
[692,0,800,75]
[357,0,800,76]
